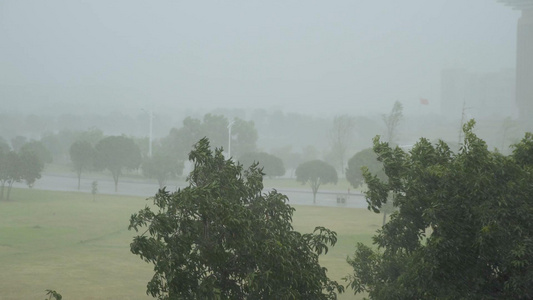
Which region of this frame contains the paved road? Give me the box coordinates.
[13,173,368,208]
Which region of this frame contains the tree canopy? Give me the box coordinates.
[19,148,44,188]
[95,135,141,192]
[237,151,285,178]
[129,138,343,299]
[0,150,21,200]
[346,148,394,225]
[161,114,258,160]
[271,145,302,177]
[0,149,43,200]
[69,140,96,190]
[230,118,258,157]
[345,120,533,299]
[295,160,337,203]
[20,140,53,164]
[345,147,386,189]
[142,152,184,189]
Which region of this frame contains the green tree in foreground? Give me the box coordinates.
[129,138,343,299]
[345,120,533,299]
[295,160,338,203]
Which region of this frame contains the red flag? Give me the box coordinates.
[420,98,429,105]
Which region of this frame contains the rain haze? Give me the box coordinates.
[0,0,520,116]
[2,1,533,299]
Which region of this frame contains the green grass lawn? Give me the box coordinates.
[0,188,380,299]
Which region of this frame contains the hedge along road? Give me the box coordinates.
[12,173,368,208]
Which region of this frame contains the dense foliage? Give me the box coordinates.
[346,121,533,299]
[129,138,343,299]
[161,114,258,160]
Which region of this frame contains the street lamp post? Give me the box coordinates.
[227,120,235,158]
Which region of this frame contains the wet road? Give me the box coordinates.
[13,173,368,208]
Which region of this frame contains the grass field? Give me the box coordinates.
[0,188,380,299]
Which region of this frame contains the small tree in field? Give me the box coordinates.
[19,149,44,188]
[0,151,22,201]
[295,160,338,203]
[142,153,184,189]
[129,138,344,299]
[69,140,95,190]
[95,136,141,192]
[91,180,98,202]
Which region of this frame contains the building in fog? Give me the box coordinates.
[441,68,516,119]
[499,1,533,122]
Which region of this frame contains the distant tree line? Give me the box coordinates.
[68,114,261,191]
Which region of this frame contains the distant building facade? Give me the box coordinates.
[499,1,533,123]
[440,68,516,119]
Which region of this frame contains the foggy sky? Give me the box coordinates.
[0,1,520,116]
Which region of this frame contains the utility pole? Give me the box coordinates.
[458,100,472,145]
[148,110,153,157]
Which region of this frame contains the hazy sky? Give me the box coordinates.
[0,1,521,116]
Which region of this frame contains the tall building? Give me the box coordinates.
[499,1,533,121]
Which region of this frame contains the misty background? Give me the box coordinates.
[0,0,523,162]
[1,1,519,113]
